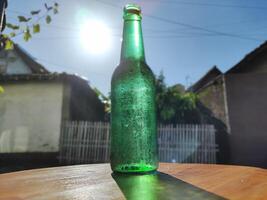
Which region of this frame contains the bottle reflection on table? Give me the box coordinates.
[112,171,225,200]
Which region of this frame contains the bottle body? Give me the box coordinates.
[110,4,158,173]
[111,60,158,173]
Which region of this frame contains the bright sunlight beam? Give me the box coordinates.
[79,20,111,54]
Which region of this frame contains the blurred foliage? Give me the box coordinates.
[156,71,199,124]
[94,87,111,114]
[46,15,52,24]
[1,2,59,50]
[33,24,40,33]
[95,71,200,123]
[0,2,59,92]
[0,86,4,93]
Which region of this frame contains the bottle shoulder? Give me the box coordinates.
[111,60,155,85]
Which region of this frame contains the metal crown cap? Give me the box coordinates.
[123,4,142,20]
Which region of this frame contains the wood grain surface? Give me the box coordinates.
[0,163,266,200]
[159,163,267,200]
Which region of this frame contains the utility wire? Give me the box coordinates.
[141,0,267,10]
[93,0,265,42]
[29,23,221,39]
[6,1,266,41]
[7,15,266,39]
[142,17,267,34]
[41,17,267,35]
[29,35,215,40]
[144,14,264,41]
[40,23,218,37]
[30,23,267,40]
[6,0,267,41]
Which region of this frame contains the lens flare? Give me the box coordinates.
[79,20,111,54]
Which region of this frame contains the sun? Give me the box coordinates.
[79,20,111,54]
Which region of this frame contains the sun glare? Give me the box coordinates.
[79,20,111,54]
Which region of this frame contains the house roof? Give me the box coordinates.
[0,44,91,85]
[13,44,50,74]
[188,66,222,93]
[225,41,267,74]
[189,41,267,92]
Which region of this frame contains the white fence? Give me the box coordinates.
[59,121,218,164]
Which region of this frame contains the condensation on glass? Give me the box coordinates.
[110,4,158,173]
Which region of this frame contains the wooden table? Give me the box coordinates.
[0,163,267,200]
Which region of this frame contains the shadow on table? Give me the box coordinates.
[112,171,225,200]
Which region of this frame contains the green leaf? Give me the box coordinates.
[45,3,53,11]
[18,16,32,22]
[24,28,32,41]
[93,87,101,97]
[0,86,4,93]
[6,23,19,30]
[5,39,14,50]
[33,24,40,33]
[53,2,59,14]
[46,15,52,24]
[9,32,16,37]
[53,8,58,14]
[6,23,13,28]
[31,10,41,15]
[1,34,8,39]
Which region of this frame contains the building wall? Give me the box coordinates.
[0,81,63,153]
[197,77,227,124]
[225,73,267,168]
[68,77,105,121]
[197,77,230,163]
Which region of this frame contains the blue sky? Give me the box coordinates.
[6,0,267,94]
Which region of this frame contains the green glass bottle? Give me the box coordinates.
[110,4,158,173]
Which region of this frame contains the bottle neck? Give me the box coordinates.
[120,18,145,62]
